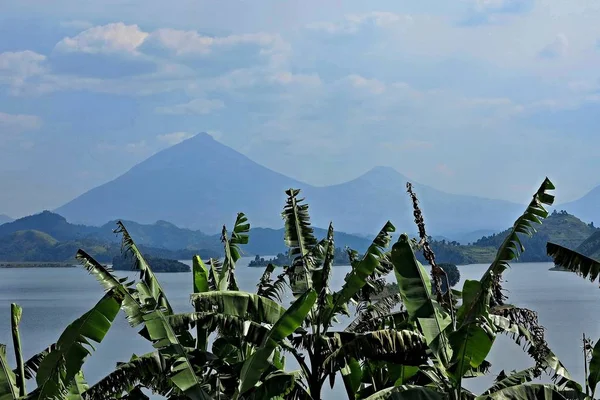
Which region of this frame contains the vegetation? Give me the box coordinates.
[248,247,352,267]
[3,179,600,399]
[379,263,460,299]
[112,253,190,272]
[0,229,218,264]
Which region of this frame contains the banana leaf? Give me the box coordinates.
[0,344,18,400]
[35,289,124,400]
[236,289,317,397]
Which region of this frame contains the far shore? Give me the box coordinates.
[0,261,76,268]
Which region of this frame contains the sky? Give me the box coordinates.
[1,0,599,217]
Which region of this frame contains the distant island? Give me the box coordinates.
[112,254,190,273]
[249,247,353,267]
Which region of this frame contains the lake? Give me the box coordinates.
[0,258,598,398]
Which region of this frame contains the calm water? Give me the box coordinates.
[0,259,599,398]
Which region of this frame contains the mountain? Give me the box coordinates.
[0,210,96,240]
[56,132,305,232]
[303,166,524,236]
[0,214,13,225]
[558,185,600,226]
[0,211,373,258]
[55,133,525,237]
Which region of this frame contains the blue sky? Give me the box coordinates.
[1,0,599,217]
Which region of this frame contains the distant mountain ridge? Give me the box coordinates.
[1,209,593,266]
[55,132,525,237]
[0,210,374,257]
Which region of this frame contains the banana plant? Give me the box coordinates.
[250,188,435,400]
[79,218,310,399]
[0,288,124,400]
[361,178,586,400]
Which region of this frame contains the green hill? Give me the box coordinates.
[0,229,219,264]
[413,211,597,265]
[112,253,190,272]
[471,210,597,262]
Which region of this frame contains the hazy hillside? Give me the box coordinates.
[472,210,597,262]
[0,211,96,240]
[0,229,219,263]
[0,211,373,259]
[55,133,524,237]
[559,185,600,226]
[0,214,13,225]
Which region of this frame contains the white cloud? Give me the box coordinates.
[268,72,321,86]
[307,11,412,34]
[155,98,225,115]
[471,0,527,12]
[538,33,569,59]
[0,51,46,83]
[148,29,289,62]
[343,74,387,95]
[0,112,42,133]
[55,22,149,54]
[157,132,195,145]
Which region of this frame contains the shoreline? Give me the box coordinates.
[0,262,76,269]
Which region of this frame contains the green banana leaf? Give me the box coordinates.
[391,234,451,365]
[323,329,428,368]
[489,314,575,387]
[282,188,319,296]
[115,221,173,314]
[0,344,18,400]
[449,280,496,380]
[10,304,25,397]
[341,357,362,399]
[219,213,249,291]
[236,289,317,397]
[547,242,600,285]
[142,310,210,400]
[365,385,445,399]
[476,383,573,399]
[191,291,287,324]
[77,250,144,327]
[192,255,210,350]
[193,255,210,294]
[587,338,600,397]
[84,352,173,399]
[327,221,395,327]
[66,371,89,400]
[482,369,536,395]
[35,289,124,400]
[391,234,435,320]
[256,264,288,302]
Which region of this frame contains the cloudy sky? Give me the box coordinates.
[1,0,599,217]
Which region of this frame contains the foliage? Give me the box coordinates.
[249,247,352,268]
[112,253,190,272]
[2,178,597,400]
